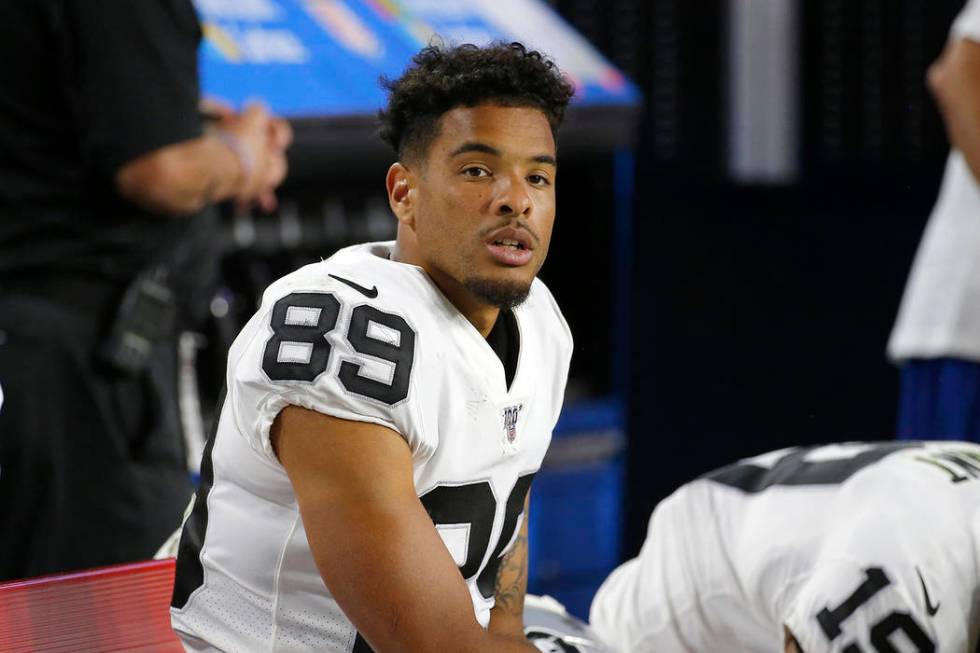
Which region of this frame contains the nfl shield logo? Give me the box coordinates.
[502,404,523,445]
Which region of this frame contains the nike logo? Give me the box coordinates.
[916,566,941,617]
[328,274,378,298]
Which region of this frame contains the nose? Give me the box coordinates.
[491,174,532,218]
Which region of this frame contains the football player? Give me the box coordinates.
[590,441,980,652]
[170,42,575,652]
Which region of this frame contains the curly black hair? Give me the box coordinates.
[378,42,575,161]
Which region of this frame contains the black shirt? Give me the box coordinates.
[0,0,209,287]
[486,309,520,390]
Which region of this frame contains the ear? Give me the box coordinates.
[386,162,416,227]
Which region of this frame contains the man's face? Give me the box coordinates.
[408,103,557,309]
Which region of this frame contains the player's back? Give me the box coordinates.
[592,441,980,652]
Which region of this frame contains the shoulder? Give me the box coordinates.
[779,443,980,651]
[255,242,451,344]
[700,442,929,495]
[952,0,980,42]
[520,277,573,352]
[225,242,442,463]
[785,558,942,653]
[263,242,415,301]
[262,242,449,320]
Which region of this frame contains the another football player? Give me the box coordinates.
[170,42,575,652]
[590,441,980,652]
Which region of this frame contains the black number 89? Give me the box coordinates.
[261,292,416,405]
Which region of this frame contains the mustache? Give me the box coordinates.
[479,218,540,246]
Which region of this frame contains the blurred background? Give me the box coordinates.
[185,0,965,617]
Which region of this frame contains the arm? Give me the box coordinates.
[784,626,803,653]
[64,1,288,216]
[115,104,291,216]
[487,493,531,641]
[928,37,980,183]
[272,405,540,653]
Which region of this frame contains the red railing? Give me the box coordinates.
[0,558,182,653]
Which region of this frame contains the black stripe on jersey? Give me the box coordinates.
[704,442,917,492]
[171,387,225,609]
[352,634,374,652]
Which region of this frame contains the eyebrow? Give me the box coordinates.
[450,141,556,167]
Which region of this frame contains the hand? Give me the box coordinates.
[199,96,236,122]
[214,102,291,212]
[254,116,293,212]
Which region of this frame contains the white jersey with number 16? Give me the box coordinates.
[591,441,980,653]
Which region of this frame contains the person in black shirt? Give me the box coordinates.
[0,0,291,580]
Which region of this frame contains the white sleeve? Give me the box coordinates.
[952,0,980,42]
[589,490,705,652]
[784,559,939,653]
[226,281,431,466]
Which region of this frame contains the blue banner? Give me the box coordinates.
[193,0,641,118]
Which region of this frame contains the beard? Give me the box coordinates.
[464,276,533,309]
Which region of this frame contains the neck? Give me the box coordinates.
[390,242,500,337]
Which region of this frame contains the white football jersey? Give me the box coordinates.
[170,242,573,652]
[590,442,980,653]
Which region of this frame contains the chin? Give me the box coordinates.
[464,276,533,309]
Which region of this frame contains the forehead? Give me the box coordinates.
[431,104,556,158]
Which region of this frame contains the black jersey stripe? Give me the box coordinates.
[171,387,225,609]
[352,633,374,652]
[703,442,916,493]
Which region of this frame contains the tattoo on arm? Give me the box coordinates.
[494,529,529,617]
[489,491,531,638]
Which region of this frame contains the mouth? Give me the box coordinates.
[484,227,535,267]
[485,226,534,251]
[490,238,527,251]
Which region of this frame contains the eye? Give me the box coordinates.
[528,174,551,187]
[462,166,490,178]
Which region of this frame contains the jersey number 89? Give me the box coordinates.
[261,292,415,405]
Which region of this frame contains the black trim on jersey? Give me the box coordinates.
[420,481,497,580]
[171,388,225,610]
[486,309,519,390]
[476,472,535,598]
[352,634,374,652]
[704,442,917,492]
